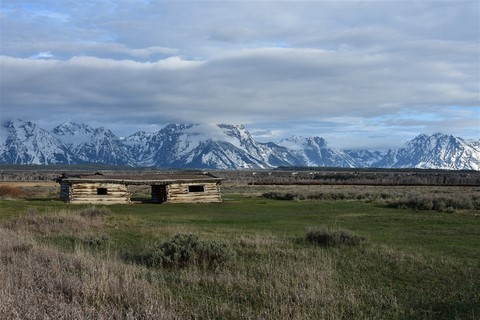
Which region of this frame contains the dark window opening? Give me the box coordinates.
[188,185,205,193]
[97,188,108,195]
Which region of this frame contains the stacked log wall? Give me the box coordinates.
[69,182,131,204]
[166,182,221,203]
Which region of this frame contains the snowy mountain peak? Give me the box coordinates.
[52,122,96,146]
[51,122,136,166]
[280,135,328,147]
[378,132,480,170]
[1,120,479,170]
[0,119,75,165]
[279,135,356,167]
[53,121,94,136]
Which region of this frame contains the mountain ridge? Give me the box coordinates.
[1,119,478,170]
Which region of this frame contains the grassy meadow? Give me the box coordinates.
[0,182,479,319]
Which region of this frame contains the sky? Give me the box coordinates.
[0,0,479,150]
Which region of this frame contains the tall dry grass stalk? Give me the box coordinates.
[3,207,108,235]
[0,228,176,320]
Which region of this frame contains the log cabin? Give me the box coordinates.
[55,172,223,204]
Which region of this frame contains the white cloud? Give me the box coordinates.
[0,0,479,148]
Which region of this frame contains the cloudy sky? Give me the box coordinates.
[1,0,479,149]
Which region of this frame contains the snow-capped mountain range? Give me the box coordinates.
[0,119,479,170]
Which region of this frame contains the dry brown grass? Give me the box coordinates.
[0,228,176,320]
[0,182,58,200]
[0,224,346,320]
[0,181,57,187]
[0,185,25,199]
[3,207,107,236]
[224,183,477,199]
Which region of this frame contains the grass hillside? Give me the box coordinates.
[0,183,479,319]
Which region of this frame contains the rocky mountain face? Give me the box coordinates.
[52,121,136,166]
[1,119,479,170]
[124,124,296,169]
[279,136,357,168]
[0,120,75,165]
[344,149,385,167]
[373,133,480,170]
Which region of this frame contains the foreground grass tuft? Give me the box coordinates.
[306,226,368,247]
[0,227,177,319]
[79,206,111,218]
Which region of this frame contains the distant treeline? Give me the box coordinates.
[216,169,480,186]
[0,164,160,182]
[274,166,479,174]
[0,164,479,186]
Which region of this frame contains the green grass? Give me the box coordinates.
[1,196,479,265]
[113,199,480,266]
[1,192,479,319]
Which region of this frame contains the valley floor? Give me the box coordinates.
[0,184,479,319]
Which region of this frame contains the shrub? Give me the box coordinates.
[80,234,110,247]
[262,190,394,202]
[306,226,368,247]
[151,234,236,269]
[388,195,478,212]
[262,192,297,200]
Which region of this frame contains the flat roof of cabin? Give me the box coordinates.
[56,172,223,185]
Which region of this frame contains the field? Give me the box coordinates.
[0,175,479,319]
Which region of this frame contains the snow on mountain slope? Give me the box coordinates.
[2,119,479,170]
[124,124,196,167]
[52,122,136,166]
[125,123,296,169]
[52,121,95,146]
[279,136,357,167]
[0,119,75,164]
[375,133,480,170]
[344,149,386,167]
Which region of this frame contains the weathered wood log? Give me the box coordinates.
[165,182,221,203]
[59,177,222,204]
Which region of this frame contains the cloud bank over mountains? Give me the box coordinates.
[1,1,479,149]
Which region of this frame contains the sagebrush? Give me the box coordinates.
[306,226,368,247]
[388,194,480,212]
[151,233,236,269]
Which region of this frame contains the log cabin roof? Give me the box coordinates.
[55,172,223,185]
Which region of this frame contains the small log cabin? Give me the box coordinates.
[55,172,223,204]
